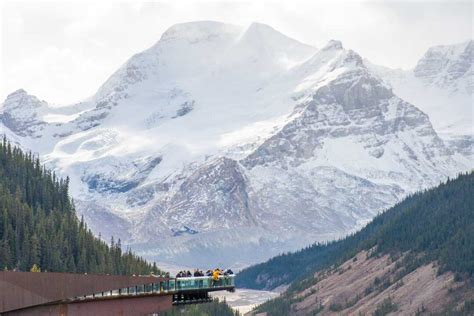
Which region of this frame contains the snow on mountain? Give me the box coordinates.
[367,40,473,162]
[1,22,470,269]
[414,40,473,94]
[0,89,48,137]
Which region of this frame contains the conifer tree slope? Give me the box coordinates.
[236,172,474,290]
[0,137,160,275]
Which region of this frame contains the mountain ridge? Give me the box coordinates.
[0,21,471,268]
[243,172,474,315]
[367,39,473,139]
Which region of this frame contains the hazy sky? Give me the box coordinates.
[1,0,472,104]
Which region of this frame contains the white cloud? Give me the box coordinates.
[1,0,472,104]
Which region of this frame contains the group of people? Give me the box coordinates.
[176,269,207,277]
[176,270,194,278]
[175,268,234,279]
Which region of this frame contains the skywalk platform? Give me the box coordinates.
[0,271,235,315]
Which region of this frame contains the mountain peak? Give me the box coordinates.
[2,88,46,112]
[241,22,285,43]
[6,89,28,99]
[414,39,473,93]
[322,39,343,51]
[159,20,241,44]
[1,89,47,137]
[236,21,315,67]
[246,22,278,34]
[3,89,43,109]
[242,22,312,49]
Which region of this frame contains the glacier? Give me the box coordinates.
[0,21,472,269]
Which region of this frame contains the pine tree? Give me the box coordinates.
[0,138,161,275]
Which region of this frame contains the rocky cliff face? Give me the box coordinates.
[368,40,473,164]
[0,22,470,268]
[414,40,473,94]
[0,89,47,137]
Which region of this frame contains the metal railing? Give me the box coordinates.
[77,275,235,300]
[175,275,235,290]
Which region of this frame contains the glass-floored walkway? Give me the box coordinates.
[76,275,235,304]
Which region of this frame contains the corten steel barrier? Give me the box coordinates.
[3,295,173,316]
[0,271,171,315]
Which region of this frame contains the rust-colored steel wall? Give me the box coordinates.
[3,295,173,316]
[0,271,168,313]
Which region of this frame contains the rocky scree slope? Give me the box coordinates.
[245,172,474,315]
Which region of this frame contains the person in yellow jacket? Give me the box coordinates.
[212,269,220,286]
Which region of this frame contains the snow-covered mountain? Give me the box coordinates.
[1,22,471,268]
[414,40,473,94]
[367,40,473,161]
